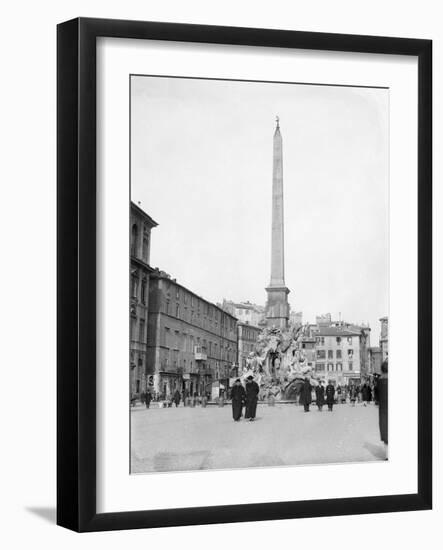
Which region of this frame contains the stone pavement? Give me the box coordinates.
[131,403,386,474]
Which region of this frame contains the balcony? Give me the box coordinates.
[194,346,207,361]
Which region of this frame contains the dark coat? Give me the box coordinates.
[230,384,246,421]
[325,384,335,405]
[378,375,388,443]
[145,392,152,403]
[245,380,260,419]
[349,386,358,401]
[173,390,181,404]
[362,384,372,402]
[299,380,312,406]
[315,385,325,406]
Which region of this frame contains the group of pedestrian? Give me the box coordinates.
[230,375,260,421]
[300,379,336,412]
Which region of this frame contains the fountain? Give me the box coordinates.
[241,324,320,400]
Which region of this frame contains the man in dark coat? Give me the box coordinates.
[325,381,335,411]
[145,391,152,409]
[244,375,260,421]
[300,377,312,412]
[173,389,181,407]
[361,383,372,406]
[230,379,246,421]
[378,361,388,455]
[315,382,325,411]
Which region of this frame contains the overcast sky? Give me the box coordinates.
[131,76,389,343]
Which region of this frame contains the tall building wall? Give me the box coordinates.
[147,273,238,398]
[129,203,157,396]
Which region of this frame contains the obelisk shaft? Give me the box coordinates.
[265,118,290,329]
[270,121,285,287]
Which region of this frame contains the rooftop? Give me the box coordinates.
[314,327,362,337]
[131,201,158,227]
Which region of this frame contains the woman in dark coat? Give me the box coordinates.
[315,382,325,411]
[230,379,246,421]
[245,376,260,421]
[300,378,312,412]
[145,391,152,409]
[378,361,388,450]
[325,382,335,411]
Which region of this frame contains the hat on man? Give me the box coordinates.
[246,375,254,380]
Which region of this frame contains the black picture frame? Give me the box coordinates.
[57,17,432,532]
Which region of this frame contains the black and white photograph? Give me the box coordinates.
[129,75,389,474]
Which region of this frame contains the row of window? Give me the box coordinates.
[163,327,236,362]
[164,299,236,336]
[316,349,354,359]
[316,336,354,345]
[240,327,260,341]
[315,362,354,372]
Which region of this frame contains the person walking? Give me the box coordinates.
[361,383,372,406]
[244,375,260,421]
[173,388,181,407]
[325,381,335,411]
[349,384,357,406]
[145,390,152,409]
[230,378,246,421]
[378,361,388,458]
[315,382,325,411]
[300,377,312,412]
[336,385,342,404]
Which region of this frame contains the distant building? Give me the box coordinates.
[147,272,238,398]
[221,299,265,328]
[130,203,158,396]
[237,323,262,372]
[368,346,383,376]
[289,310,303,328]
[300,336,316,369]
[379,316,389,361]
[316,313,332,326]
[309,320,371,386]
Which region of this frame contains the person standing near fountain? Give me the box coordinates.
[245,375,260,421]
[315,381,325,411]
[300,377,312,412]
[230,378,246,421]
[325,381,335,412]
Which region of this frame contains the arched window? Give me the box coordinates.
[131,224,138,257]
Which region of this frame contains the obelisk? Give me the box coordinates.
[265,117,290,328]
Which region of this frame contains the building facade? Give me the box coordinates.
[237,323,262,372]
[309,321,371,386]
[289,310,303,328]
[130,203,158,396]
[368,346,383,376]
[147,271,238,398]
[379,316,389,361]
